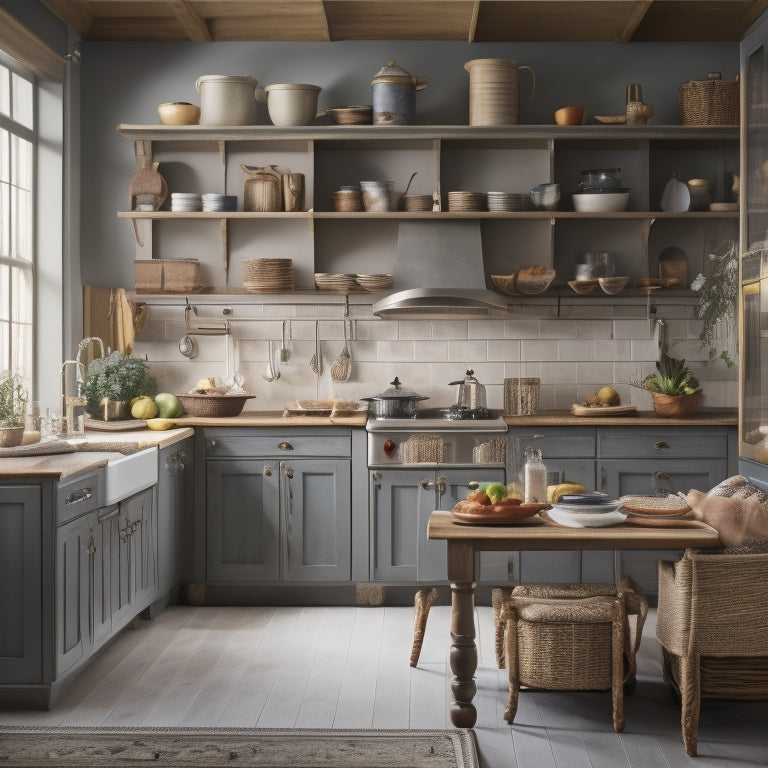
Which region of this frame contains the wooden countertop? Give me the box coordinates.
[505,408,737,427]
[168,410,368,427]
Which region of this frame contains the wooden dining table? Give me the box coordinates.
[426,509,721,728]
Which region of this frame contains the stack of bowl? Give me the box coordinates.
[572,168,630,212]
[332,186,363,212]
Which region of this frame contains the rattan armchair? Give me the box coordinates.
[656,547,768,756]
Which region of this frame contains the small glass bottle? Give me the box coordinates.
[524,446,547,503]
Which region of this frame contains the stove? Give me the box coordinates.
[366,407,508,467]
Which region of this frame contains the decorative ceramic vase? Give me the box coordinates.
[99,398,130,421]
[651,391,701,418]
[0,426,24,447]
[129,155,168,211]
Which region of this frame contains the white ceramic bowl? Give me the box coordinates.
[259,83,321,126]
[572,191,630,213]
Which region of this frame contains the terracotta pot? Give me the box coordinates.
[651,391,701,418]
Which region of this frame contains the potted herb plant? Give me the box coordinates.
[636,352,702,418]
[0,372,29,447]
[81,351,156,420]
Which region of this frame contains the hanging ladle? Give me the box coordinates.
[263,339,277,382]
[280,319,291,363]
[399,171,418,210]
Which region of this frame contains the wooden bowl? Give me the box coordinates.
[158,102,200,125]
[554,105,588,126]
[598,276,630,295]
[177,393,255,417]
[491,273,519,296]
[516,267,556,295]
[567,279,600,295]
[326,106,372,125]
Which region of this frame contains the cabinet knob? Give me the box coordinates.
[420,478,434,491]
[653,440,671,450]
[87,533,96,556]
[209,440,217,448]
[466,481,479,490]
[264,468,272,477]
[278,441,294,451]
[284,467,294,479]
[436,476,447,496]
[372,471,382,487]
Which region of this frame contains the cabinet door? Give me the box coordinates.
[124,487,157,611]
[110,505,133,630]
[282,459,351,581]
[371,469,439,582]
[599,457,727,594]
[206,458,280,582]
[91,507,116,650]
[56,514,90,677]
[157,439,192,595]
[0,485,43,684]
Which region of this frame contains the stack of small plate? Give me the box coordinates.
[332,188,363,212]
[355,273,393,291]
[202,193,238,212]
[447,191,486,211]
[487,191,527,212]
[315,273,358,292]
[242,258,295,293]
[171,193,202,212]
[547,493,627,528]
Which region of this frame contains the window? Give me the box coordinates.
[0,56,34,381]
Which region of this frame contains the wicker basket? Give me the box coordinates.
[679,75,739,126]
[177,393,255,417]
[504,377,540,416]
[134,259,201,293]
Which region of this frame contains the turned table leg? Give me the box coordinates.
[447,541,477,727]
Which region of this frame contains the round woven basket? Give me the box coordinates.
[177,394,255,417]
[0,426,25,448]
[651,391,701,418]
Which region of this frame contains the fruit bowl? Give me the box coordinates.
[598,276,630,295]
[516,267,556,295]
[572,190,630,213]
[491,273,520,296]
[177,393,255,417]
[567,279,600,295]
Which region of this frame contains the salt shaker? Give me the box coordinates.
[524,446,547,503]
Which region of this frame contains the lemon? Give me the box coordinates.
[596,386,620,406]
[146,418,176,431]
[131,396,158,419]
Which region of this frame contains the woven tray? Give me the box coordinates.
[619,494,690,516]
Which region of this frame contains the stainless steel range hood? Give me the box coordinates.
[372,221,509,317]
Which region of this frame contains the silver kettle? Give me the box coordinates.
[449,369,487,410]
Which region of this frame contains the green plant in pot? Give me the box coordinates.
[0,372,29,447]
[637,352,702,418]
[81,351,156,420]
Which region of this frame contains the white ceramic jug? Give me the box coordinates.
[464,58,536,126]
[195,75,259,125]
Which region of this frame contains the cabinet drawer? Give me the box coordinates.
[509,428,596,459]
[204,430,351,458]
[599,429,728,460]
[57,470,102,525]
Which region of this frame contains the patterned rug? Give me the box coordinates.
[0,727,477,767]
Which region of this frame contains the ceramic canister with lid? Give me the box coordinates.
[464,58,536,126]
[371,61,428,125]
[195,75,259,125]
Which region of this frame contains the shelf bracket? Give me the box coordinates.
[132,218,145,248]
[220,219,229,274]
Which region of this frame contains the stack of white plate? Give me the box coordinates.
[314,273,358,292]
[171,193,202,212]
[355,273,393,291]
[447,191,486,211]
[202,193,238,212]
[242,258,295,293]
[487,191,528,211]
[547,493,627,528]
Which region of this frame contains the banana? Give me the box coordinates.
[146,418,177,431]
[546,482,586,503]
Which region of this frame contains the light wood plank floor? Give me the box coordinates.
[1,605,767,767]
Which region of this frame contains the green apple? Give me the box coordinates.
[485,482,507,503]
[154,392,183,419]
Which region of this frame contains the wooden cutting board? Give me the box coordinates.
[570,404,638,417]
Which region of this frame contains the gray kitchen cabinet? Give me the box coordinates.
[89,506,115,650]
[371,467,505,583]
[156,438,193,597]
[199,428,356,585]
[0,485,45,686]
[122,486,157,614]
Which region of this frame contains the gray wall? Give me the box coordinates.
[79,39,738,287]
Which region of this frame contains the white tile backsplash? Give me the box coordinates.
[134,303,738,411]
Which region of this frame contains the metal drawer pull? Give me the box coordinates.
[466,481,479,490]
[65,488,92,506]
[420,478,434,491]
[653,441,671,450]
[284,467,294,479]
[278,441,294,451]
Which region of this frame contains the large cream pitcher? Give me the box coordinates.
[464,58,536,126]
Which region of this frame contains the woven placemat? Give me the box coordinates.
[0,439,76,457]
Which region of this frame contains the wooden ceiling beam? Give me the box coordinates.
[618,0,653,41]
[0,7,66,80]
[38,0,95,40]
[166,0,212,41]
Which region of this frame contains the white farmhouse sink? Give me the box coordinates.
[103,446,158,505]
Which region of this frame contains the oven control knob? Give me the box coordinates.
[383,439,396,457]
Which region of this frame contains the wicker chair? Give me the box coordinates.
[500,583,638,732]
[656,546,768,756]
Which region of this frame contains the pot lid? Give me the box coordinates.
[372,60,417,85]
[449,369,482,386]
[364,376,429,400]
[196,75,258,85]
[264,83,321,92]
